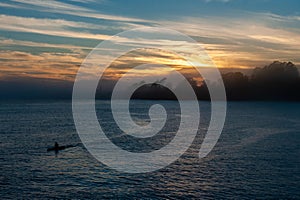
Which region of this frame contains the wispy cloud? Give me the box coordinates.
[203,0,232,3]
[0,2,22,8]
[1,0,300,81]
[0,15,113,40]
[0,38,93,55]
[0,50,81,80]
[11,0,92,12]
[68,0,99,3]
[10,0,151,23]
[160,12,300,68]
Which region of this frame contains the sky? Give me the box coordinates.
[0,0,300,82]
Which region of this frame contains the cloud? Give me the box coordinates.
[1,0,300,81]
[159,12,300,68]
[203,0,232,2]
[68,0,99,3]
[10,0,151,23]
[0,50,82,80]
[11,0,92,12]
[0,14,113,40]
[0,38,93,52]
[0,2,22,8]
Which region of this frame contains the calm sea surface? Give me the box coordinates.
[0,100,299,199]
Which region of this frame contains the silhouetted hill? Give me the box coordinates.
[129,61,300,101]
[249,61,300,100]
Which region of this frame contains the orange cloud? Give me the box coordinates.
[0,51,82,81]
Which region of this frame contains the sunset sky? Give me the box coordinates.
[1,0,300,82]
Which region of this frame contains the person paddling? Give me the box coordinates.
[54,142,59,150]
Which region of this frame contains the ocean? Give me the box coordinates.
[0,100,299,199]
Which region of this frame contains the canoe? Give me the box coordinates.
[47,145,75,152]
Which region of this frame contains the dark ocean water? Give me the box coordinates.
[0,100,299,199]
